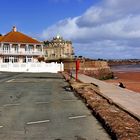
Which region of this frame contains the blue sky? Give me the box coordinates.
[0,0,94,33]
[1,0,140,59]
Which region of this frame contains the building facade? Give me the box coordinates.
[44,35,74,60]
[0,26,44,63]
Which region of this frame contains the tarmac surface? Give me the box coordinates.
[75,74,140,121]
[0,72,111,140]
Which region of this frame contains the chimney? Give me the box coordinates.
[12,26,17,32]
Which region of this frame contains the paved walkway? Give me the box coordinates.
[74,74,140,121]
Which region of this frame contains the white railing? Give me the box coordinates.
[0,51,44,56]
[0,62,64,73]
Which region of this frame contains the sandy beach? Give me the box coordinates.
[105,71,140,93]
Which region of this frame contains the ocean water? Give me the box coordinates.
[111,64,140,72]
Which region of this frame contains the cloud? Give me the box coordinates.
[41,0,140,59]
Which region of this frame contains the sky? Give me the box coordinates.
[0,0,140,59]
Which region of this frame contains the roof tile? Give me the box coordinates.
[0,30,41,44]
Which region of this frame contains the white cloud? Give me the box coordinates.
[41,0,140,59]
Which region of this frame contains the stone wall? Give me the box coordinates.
[64,60,113,79]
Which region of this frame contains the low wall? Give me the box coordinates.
[64,60,109,69]
[79,68,113,80]
[64,60,113,79]
[0,62,64,73]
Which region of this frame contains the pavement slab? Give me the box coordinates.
[74,74,140,121]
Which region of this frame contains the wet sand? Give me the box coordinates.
[105,71,140,93]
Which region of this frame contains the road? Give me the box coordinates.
[0,72,111,140]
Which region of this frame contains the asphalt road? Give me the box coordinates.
[0,72,111,140]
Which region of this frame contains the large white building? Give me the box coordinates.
[0,26,44,63]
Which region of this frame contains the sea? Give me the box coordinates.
[111,64,140,72]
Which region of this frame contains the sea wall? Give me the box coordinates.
[64,60,113,79]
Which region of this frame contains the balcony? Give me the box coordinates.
[0,51,44,56]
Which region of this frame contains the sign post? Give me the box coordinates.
[76,60,80,81]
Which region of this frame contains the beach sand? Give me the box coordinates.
[104,71,140,93]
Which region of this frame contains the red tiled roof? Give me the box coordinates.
[0,36,3,42]
[0,30,41,44]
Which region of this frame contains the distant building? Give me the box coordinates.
[44,35,74,60]
[0,26,44,63]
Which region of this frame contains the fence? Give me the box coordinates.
[0,62,64,73]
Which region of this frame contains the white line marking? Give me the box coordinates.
[27,120,50,125]
[3,103,20,107]
[68,115,87,120]
[0,126,3,128]
[6,79,15,83]
[10,80,29,83]
[35,101,50,104]
[63,99,77,102]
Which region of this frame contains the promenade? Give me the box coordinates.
[74,74,140,121]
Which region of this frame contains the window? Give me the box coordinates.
[3,44,10,52]
[3,56,19,63]
[23,56,33,63]
[3,56,9,63]
[28,45,33,52]
[36,45,41,51]
[25,45,33,52]
[23,57,26,63]
[13,45,19,52]
[27,56,32,62]
[14,56,19,62]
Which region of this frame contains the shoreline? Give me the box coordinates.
[104,71,140,93]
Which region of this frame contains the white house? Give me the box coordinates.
[0,26,44,63]
[0,27,64,73]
